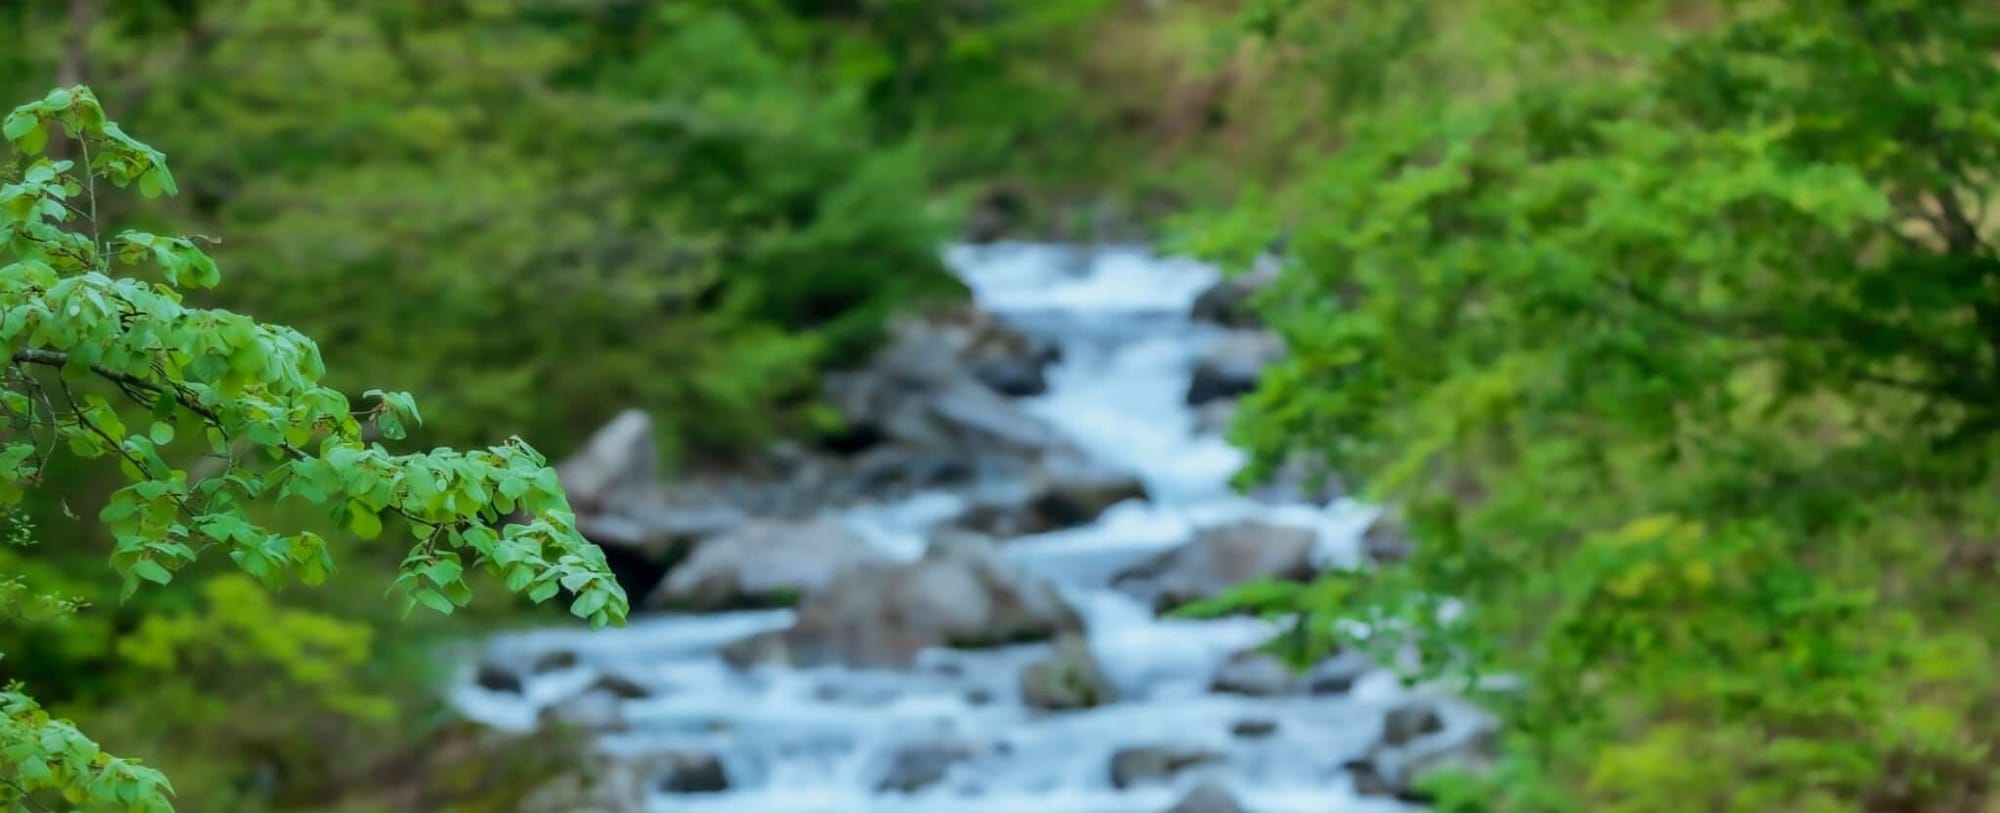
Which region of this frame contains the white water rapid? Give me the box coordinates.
[449,243,1477,813]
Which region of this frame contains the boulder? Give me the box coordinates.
[1185,331,1283,406]
[824,311,1072,463]
[1031,456,1149,529]
[1361,511,1415,565]
[1109,745,1225,789]
[537,689,626,732]
[1020,634,1114,711]
[474,663,524,694]
[557,411,750,595]
[1112,520,1320,612]
[720,540,1084,669]
[651,518,888,612]
[954,457,1148,538]
[877,739,978,793]
[1304,651,1372,696]
[556,409,658,516]
[1165,782,1249,813]
[1193,400,1237,436]
[1382,701,1446,747]
[1210,650,1296,697]
[655,751,729,794]
[1189,259,1279,328]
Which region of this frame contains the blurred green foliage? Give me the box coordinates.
[1185,1,2000,810]
[1,84,626,811]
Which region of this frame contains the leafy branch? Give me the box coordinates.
[0,85,630,811]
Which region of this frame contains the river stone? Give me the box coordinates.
[1020,634,1114,711]
[1109,745,1225,788]
[556,409,658,516]
[1189,259,1279,328]
[1361,510,1416,564]
[1305,651,1372,695]
[1112,520,1319,612]
[1230,718,1279,739]
[537,688,626,732]
[954,458,1148,538]
[530,650,580,674]
[651,518,887,612]
[1210,649,1296,697]
[656,751,729,794]
[825,311,1071,461]
[877,739,978,793]
[1382,701,1447,747]
[1165,782,1249,813]
[1031,456,1149,529]
[474,662,524,694]
[719,541,1083,669]
[588,672,652,700]
[1185,331,1283,406]
[1193,399,1237,436]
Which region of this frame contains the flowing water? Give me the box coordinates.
[451,243,1473,812]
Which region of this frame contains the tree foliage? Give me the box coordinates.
[0,85,627,812]
[1190,1,2000,810]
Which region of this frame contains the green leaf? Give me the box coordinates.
[570,586,609,618]
[412,588,455,616]
[148,422,174,445]
[130,559,172,586]
[527,579,560,604]
[347,502,383,540]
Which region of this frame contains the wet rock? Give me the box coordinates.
[953,458,1148,538]
[1193,399,1237,436]
[1230,718,1278,739]
[651,518,887,612]
[1346,758,1398,798]
[1110,745,1225,788]
[1112,520,1320,612]
[1186,331,1283,407]
[877,739,978,793]
[1400,726,1498,793]
[557,411,752,596]
[474,663,524,694]
[972,355,1051,397]
[1348,723,1495,803]
[1382,702,1447,747]
[531,650,579,674]
[589,672,652,700]
[825,311,1070,460]
[1165,781,1249,813]
[721,540,1084,669]
[1210,650,1297,697]
[719,629,795,669]
[1020,634,1114,711]
[1361,510,1416,565]
[1031,456,1148,529]
[655,751,729,794]
[537,689,626,732]
[1189,259,1279,328]
[556,409,659,516]
[1305,651,1372,696]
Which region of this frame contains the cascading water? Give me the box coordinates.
[451,243,1478,813]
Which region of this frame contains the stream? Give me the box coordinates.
[448,243,1484,813]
